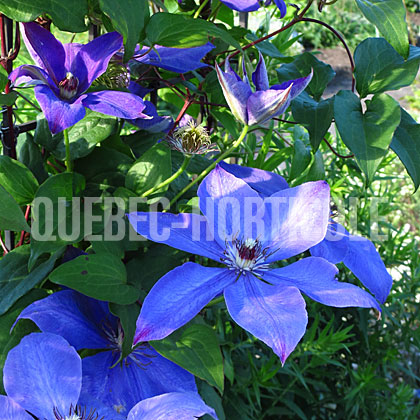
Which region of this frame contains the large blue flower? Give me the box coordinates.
[220,162,393,304]
[216,53,312,126]
[9,23,149,134]
[127,164,380,364]
[0,332,217,420]
[14,290,198,416]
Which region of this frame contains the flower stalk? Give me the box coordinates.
[63,128,72,173]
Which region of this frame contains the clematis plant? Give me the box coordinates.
[220,0,287,17]
[14,290,199,416]
[127,164,381,364]
[216,53,312,126]
[9,22,149,134]
[0,332,217,420]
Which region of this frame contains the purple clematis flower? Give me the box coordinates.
[9,23,149,134]
[14,290,198,416]
[0,332,217,420]
[216,53,312,126]
[131,42,215,74]
[127,164,380,363]
[219,162,393,304]
[220,0,287,17]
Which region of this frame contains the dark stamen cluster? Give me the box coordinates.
[58,72,79,100]
[53,404,104,420]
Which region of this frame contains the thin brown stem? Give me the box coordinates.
[0,233,9,254]
[323,137,354,159]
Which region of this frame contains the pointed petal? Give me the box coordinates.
[134,263,234,343]
[224,275,307,363]
[82,90,148,120]
[265,257,381,310]
[310,222,350,264]
[134,43,215,73]
[72,32,123,92]
[247,85,292,126]
[127,392,218,420]
[252,53,269,91]
[129,101,173,133]
[219,0,260,11]
[9,64,54,88]
[343,235,393,304]
[224,56,242,81]
[0,396,32,420]
[126,212,224,261]
[128,81,152,98]
[34,84,85,134]
[81,347,196,415]
[218,161,288,197]
[197,164,265,248]
[271,70,313,100]
[216,64,251,125]
[264,181,330,262]
[63,43,83,70]
[4,333,82,419]
[21,22,66,85]
[14,289,116,350]
[274,0,288,17]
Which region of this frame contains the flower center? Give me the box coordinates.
[59,72,79,100]
[53,405,102,420]
[222,238,270,273]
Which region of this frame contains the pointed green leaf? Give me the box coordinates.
[0,186,30,233]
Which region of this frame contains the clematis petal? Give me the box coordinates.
[80,347,196,415]
[0,396,32,420]
[9,64,55,88]
[342,235,393,304]
[82,90,149,120]
[265,257,381,310]
[127,212,224,261]
[252,53,269,91]
[310,221,350,264]
[127,392,218,420]
[14,289,116,350]
[63,43,83,71]
[219,0,260,11]
[71,32,123,92]
[271,70,313,100]
[218,161,288,197]
[247,85,293,126]
[197,164,265,247]
[134,263,235,343]
[21,22,66,85]
[3,333,82,420]
[264,180,330,262]
[274,0,288,17]
[34,84,86,134]
[129,101,173,133]
[224,275,307,364]
[134,43,215,73]
[216,64,252,125]
[78,397,126,420]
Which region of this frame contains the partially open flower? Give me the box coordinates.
[167,120,218,155]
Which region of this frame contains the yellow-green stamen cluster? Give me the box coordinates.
[94,63,130,89]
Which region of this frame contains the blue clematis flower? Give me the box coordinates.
[0,332,217,420]
[9,23,149,134]
[131,42,215,74]
[204,0,287,18]
[216,53,312,126]
[14,290,199,416]
[127,164,380,364]
[220,162,393,304]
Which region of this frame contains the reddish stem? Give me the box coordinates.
[0,234,9,254]
[16,205,31,247]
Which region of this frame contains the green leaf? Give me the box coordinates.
[276,52,335,101]
[152,323,224,393]
[34,113,117,161]
[99,0,149,60]
[306,150,325,182]
[49,254,140,304]
[0,288,48,393]
[17,133,48,184]
[125,143,172,195]
[0,245,63,316]
[354,38,420,97]
[289,138,312,180]
[356,0,409,59]
[334,91,401,182]
[0,186,30,233]
[0,0,88,32]
[0,156,39,205]
[0,92,17,106]
[0,67,8,91]
[291,93,334,150]
[390,108,420,191]
[146,12,241,49]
